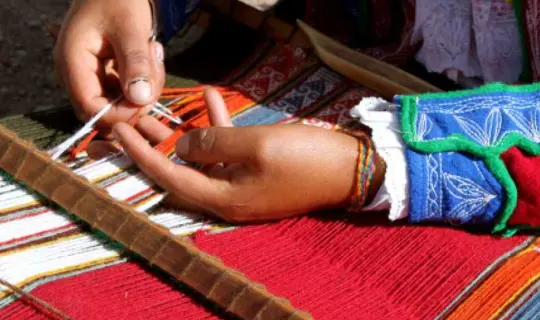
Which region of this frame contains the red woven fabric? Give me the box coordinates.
[502,147,540,227]
[2,215,525,319]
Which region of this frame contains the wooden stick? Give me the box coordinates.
[0,124,312,320]
[0,278,74,320]
[297,20,442,99]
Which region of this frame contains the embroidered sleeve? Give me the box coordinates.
[397,82,540,234]
[349,97,410,221]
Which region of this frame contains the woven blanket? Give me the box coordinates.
[1,40,540,320]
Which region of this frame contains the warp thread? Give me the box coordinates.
[49,95,123,160]
[49,94,184,160]
[0,278,74,320]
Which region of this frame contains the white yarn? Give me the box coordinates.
[152,102,183,124]
[49,95,123,160]
[49,94,184,160]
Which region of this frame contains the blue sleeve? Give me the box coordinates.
[158,0,201,43]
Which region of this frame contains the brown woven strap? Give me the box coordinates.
[0,124,312,320]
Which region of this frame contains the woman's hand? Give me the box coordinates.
[54,0,165,132]
[90,88,383,223]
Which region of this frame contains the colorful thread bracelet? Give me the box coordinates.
[339,128,377,213]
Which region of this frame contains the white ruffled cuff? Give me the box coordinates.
[350,97,410,221]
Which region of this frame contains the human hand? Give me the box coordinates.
[54,0,165,132]
[90,88,384,222]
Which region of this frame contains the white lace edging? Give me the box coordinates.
[350,97,410,221]
[410,0,523,84]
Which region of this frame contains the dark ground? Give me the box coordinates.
[0,0,71,117]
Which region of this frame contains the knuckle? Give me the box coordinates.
[123,49,151,69]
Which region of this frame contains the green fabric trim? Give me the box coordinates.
[512,0,532,82]
[399,82,540,234]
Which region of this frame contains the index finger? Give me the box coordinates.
[112,122,229,217]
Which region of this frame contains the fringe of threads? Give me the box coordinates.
[69,86,239,159]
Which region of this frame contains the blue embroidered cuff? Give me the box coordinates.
[406,148,504,225]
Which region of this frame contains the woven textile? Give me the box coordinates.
[1,43,540,319]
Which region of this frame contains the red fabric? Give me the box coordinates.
[502,147,540,227]
[2,215,526,320]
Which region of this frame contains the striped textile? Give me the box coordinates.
[1,42,540,319]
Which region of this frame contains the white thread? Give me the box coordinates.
[49,95,123,160]
[151,98,183,124]
[154,102,173,114]
[152,105,183,124]
[161,97,183,109]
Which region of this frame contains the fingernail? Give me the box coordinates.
[155,43,164,63]
[176,136,190,156]
[128,78,152,105]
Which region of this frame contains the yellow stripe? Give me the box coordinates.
[448,240,540,319]
[230,102,257,117]
[0,201,42,215]
[490,273,540,319]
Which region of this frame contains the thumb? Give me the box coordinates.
[110,26,158,106]
[176,127,261,165]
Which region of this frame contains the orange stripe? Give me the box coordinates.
[448,240,540,320]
